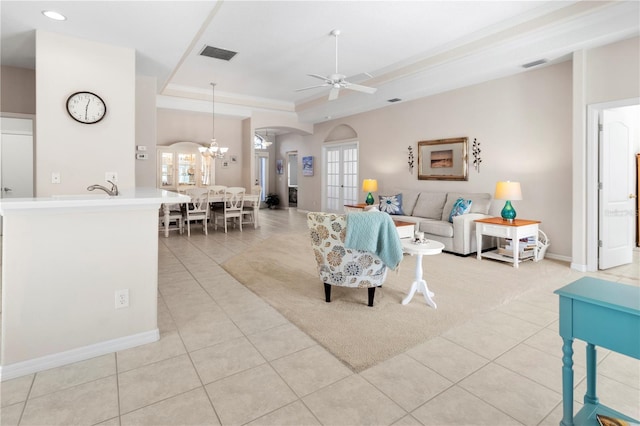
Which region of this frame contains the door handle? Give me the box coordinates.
[630,194,637,199]
[3,187,12,192]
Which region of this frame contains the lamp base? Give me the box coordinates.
[365,192,375,205]
[501,200,516,222]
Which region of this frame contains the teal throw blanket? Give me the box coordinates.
[345,211,404,270]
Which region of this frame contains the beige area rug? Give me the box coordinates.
[223,231,577,372]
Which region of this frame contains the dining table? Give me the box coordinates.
[160,191,260,237]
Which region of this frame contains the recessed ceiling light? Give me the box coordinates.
[42,10,66,21]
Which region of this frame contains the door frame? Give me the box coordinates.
[586,97,639,271]
[321,138,359,212]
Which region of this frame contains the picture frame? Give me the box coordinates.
[276,159,284,175]
[221,159,229,169]
[418,137,468,181]
[230,155,238,164]
[302,156,313,176]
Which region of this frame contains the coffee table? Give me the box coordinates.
[401,239,445,308]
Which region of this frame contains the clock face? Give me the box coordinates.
[66,91,106,124]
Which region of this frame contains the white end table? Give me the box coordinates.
[475,217,540,268]
[401,239,445,308]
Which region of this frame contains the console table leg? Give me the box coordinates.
[584,343,599,405]
[561,337,574,426]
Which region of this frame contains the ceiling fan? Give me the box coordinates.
[296,29,377,101]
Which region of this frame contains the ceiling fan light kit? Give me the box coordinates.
[295,29,377,101]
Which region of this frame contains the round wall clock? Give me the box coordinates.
[66,91,107,124]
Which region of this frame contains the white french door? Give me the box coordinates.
[324,142,358,212]
[255,152,268,202]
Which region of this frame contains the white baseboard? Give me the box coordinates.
[545,252,572,263]
[570,262,589,272]
[0,329,159,381]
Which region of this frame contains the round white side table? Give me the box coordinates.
[401,239,445,308]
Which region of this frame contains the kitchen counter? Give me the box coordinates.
[0,188,188,380]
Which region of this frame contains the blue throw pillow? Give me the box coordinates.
[449,197,472,222]
[379,194,404,215]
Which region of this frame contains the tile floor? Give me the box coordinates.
[1,209,639,426]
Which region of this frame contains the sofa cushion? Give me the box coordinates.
[379,194,404,215]
[441,192,491,221]
[413,192,447,220]
[448,197,472,222]
[394,190,420,216]
[420,220,454,238]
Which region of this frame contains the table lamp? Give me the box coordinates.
[494,181,522,222]
[362,179,378,205]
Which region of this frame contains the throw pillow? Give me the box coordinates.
[448,197,472,222]
[379,194,404,215]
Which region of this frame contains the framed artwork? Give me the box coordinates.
[221,159,229,169]
[418,137,468,181]
[302,156,313,176]
[230,155,238,164]
[276,159,284,175]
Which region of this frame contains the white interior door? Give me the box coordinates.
[1,117,34,199]
[324,143,358,212]
[598,108,635,269]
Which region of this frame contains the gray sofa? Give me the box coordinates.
[388,190,493,255]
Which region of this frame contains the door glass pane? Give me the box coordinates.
[342,146,358,206]
[160,152,174,187]
[178,153,197,186]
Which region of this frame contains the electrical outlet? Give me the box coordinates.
[51,172,61,184]
[115,289,129,309]
[105,172,118,183]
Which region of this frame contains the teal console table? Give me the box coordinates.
[555,277,640,426]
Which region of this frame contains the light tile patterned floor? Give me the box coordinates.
[1,209,638,426]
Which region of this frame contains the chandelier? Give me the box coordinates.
[199,82,228,159]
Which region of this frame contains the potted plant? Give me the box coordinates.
[265,193,280,209]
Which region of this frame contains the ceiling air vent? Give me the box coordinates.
[199,45,237,61]
[522,59,547,69]
[387,98,402,103]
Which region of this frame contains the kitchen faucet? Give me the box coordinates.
[87,180,119,196]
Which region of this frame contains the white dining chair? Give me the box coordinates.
[182,190,209,236]
[207,185,227,224]
[213,187,245,233]
[158,204,183,237]
[242,185,262,229]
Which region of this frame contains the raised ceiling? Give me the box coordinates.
[1,1,639,124]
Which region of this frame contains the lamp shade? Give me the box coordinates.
[494,181,522,201]
[362,179,378,192]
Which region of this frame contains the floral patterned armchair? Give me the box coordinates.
[307,212,389,307]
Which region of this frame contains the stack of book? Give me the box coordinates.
[497,237,537,258]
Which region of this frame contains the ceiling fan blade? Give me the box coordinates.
[344,82,377,94]
[295,83,330,92]
[307,73,331,82]
[328,87,340,101]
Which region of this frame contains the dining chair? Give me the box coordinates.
[182,190,209,236]
[158,204,183,237]
[242,185,262,229]
[207,185,227,224]
[213,187,245,233]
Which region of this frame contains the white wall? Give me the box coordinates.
[1,203,159,370]
[156,108,244,186]
[135,76,158,188]
[572,36,640,270]
[35,31,136,196]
